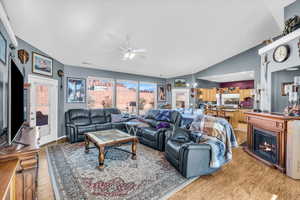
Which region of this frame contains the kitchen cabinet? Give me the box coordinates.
[239,89,253,101]
[197,88,217,102]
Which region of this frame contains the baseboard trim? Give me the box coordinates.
[56,135,67,141]
[40,136,67,147]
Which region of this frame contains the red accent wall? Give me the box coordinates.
[220,80,254,89]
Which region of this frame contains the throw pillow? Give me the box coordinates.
[111,114,122,123]
[156,122,170,130]
[154,110,172,122]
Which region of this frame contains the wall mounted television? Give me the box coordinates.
[8,59,25,145]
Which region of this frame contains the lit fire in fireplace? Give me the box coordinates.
[259,141,275,152]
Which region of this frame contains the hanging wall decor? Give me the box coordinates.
[32,52,53,77]
[158,85,166,101]
[18,49,29,64]
[66,77,86,103]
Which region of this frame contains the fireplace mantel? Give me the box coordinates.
[244,112,299,173]
[258,28,300,55]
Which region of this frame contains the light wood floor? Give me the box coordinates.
[38,131,300,200]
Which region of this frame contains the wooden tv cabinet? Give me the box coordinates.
[0,127,40,200]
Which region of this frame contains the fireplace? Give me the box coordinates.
[253,128,278,165]
[244,112,297,173]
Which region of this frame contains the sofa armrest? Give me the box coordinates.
[66,122,76,128]
[65,122,77,143]
[186,143,211,150]
[180,143,214,178]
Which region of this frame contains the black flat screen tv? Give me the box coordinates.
[8,60,24,144]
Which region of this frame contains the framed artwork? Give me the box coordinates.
[167,83,172,92]
[0,32,7,64]
[158,85,166,101]
[66,77,86,103]
[174,79,187,87]
[281,82,293,96]
[32,52,53,77]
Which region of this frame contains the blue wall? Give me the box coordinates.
[64,65,166,112]
[285,0,300,21]
[194,45,262,85]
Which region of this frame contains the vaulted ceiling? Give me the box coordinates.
[2,0,295,78]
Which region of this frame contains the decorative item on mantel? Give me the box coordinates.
[284,76,300,116]
[283,15,300,36]
[262,39,273,46]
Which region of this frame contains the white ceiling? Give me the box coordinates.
[198,71,255,82]
[1,0,295,78]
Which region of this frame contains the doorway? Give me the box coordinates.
[172,89,190,109]
[28,75,58,145]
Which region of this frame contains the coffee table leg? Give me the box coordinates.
[84,135,89,153]
[98,146,105,169]
[131,141,137,160]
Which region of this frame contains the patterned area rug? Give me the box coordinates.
[46,142,197,200]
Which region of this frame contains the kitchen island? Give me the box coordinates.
[205,107,252,130]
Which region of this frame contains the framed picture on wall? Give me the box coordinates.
[158,85,166,101]
[66,77,86,103]
[281,82,293,96]
[174,79,187,87]
[32,52,53,77]
[0,32,7,64]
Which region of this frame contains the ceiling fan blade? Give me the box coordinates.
[125,34,131,48]
[132,49,147,53]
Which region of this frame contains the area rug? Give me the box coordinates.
[46,142,197,200]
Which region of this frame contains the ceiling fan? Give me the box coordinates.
[120,35,147,60]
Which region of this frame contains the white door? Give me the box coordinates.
[29,75,58,145]
[172,89,190,109]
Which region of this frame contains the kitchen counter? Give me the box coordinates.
[205,108,252,128]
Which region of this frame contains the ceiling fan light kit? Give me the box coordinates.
[121,35,147,61]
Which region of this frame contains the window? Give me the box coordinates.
[139,82,156,115]
[116,80,138,114]
[87,77,114,109]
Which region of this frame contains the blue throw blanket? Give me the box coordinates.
[190,114,238,168]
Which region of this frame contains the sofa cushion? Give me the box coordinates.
[90,109,107,124]
[111,114,122,122]
[105,108,121,122]
[143,119,159,128]
[154,110,172,122]
[145,110,160,120]
[95,123,112,131]
[77,124,96,134]
[69,109,91,126]
[142,127,159,141]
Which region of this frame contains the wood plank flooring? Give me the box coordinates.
[38,131,300,200]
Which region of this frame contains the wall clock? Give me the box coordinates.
[273,45,290,63]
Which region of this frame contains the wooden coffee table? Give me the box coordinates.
[84,129,138,170]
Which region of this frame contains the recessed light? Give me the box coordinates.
[286,67,299,71]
